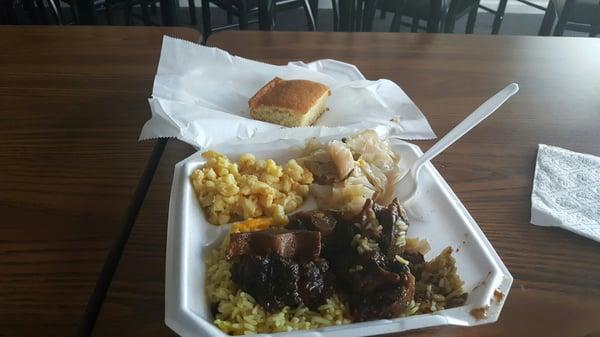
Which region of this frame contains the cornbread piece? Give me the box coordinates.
[249,77,331,127]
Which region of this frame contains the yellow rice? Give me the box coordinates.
[206,237,465,335]
[205,238,352,335]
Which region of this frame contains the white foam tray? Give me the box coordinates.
[164,138,513,337]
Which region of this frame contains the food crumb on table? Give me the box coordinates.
[470,305,489,320]
[494,289,505,303]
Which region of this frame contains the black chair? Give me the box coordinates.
[77,0,153,25]
[199,0,316,40]
[480,0,548,34]
[539,0,600,36]
[123,0,161,25]
[67,0,172,25]
[0,1,15,24]
[332,0,405,31]
[2,0,64,24]
[379,0,481,33]
[97,0,162,25]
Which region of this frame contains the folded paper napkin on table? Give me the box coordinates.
[531,144,600,242]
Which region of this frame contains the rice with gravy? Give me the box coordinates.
[206,236,466,335]
[206,237,351,335]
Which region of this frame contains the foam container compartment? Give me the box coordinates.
[164,137,513,337]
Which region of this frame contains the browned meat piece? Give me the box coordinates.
[352,272,416,321]
[447,293,468,308]
[377,198,409,258]
[270,256,303,309]
[231,254,333,312]
[347,198,410,258]
[388,259,411,275]
[402,251,425,266]
[229,199,420,318]
[322,199,417,320]
[210,302,219,317]
[288,211,338,239]
[325,216,356,256]
[287,212,311,231]
[335,250,406,294]
[225,229,321,262]
[356,199,383,241]
[231,254,301,312]
[289,210,340,255]
[231,255,277,310]
[297,259,334,310]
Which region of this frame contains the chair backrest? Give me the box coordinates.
[550,0,600,36]
[335,0,405,31]
[1,1,17,24]
[1,0,63,24]
[590,0,600,35]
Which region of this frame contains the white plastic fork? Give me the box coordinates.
[395,83,520,202]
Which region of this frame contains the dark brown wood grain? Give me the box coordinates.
[93,31,600,337]
[92,140,195,337]
[0,26,200,337]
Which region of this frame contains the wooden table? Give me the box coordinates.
[90,31,599,336]
[0,26,200,337]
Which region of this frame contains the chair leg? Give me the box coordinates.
[428,0,443,32]
[538,0,556,35]
[106,0,113,24]
[309,0,318,25]
[239,0,249,29]
[349,0,356,31]
[332,0,339,31]
[150,0,157,14]
[361,0,378,31]
[591,23,599,37]
[389,0,405,32]
[72,0,96,24]
[443,0,459,33]
[48,0,63,24]
[302,0,317,31]
[553,0,575,35]
[338,0,353,31]
[201,0,212,41]
[22,0,37,24]
[410,17,419,32]
[355,0,363,31]
[123,0,131,24]
[589,0,600,36]
[390,14,401,31]
[491,0,507,34]
[1,0,16,24]
[269,0,276,28]
[69,0,78,24]
[443,18,456,33]
[188,0,197,25]
[465,0,480,34]
[141,0,151,25]
[35,0,49,24]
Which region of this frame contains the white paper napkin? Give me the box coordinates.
[139,36,436,149]
[531,144,600,242]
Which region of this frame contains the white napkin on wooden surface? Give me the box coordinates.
[531,144,600,242]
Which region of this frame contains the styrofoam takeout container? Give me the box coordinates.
[164,137,513,337]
